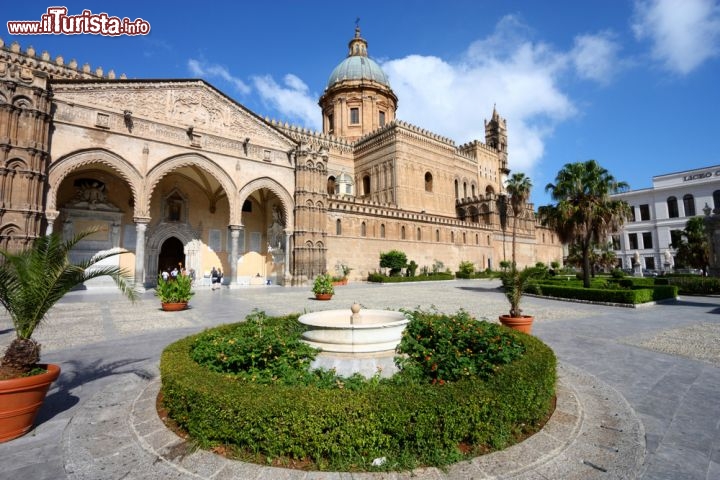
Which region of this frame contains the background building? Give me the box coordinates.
[0,29,562,288]
[611,165,720,272]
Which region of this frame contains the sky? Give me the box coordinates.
[3,0,720,207]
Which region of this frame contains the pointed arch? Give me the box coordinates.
[146,153,238,221]
[236,176,294,229]
[47,148,143,212]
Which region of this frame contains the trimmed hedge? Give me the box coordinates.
[367,272,455,283]
[455,271,502,279]
[666,276,720,295]
[160,324,556,471]
[526,283,678,304]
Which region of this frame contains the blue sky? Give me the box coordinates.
[4,0,720,207]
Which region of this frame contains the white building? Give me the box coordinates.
[611,165,720,272]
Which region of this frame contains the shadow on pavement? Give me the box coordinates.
[35,357,151,425]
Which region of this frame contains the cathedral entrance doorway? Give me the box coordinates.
[158,237,185,275]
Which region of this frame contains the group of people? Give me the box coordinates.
[210,266,223,290]
[160,264,196,283]
[160,263,223,289]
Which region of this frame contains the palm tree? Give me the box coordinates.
[505,172,533,267]
[538,160,630,288]
[0,230,137,374]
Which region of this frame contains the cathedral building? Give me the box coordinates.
[0,28,562,288]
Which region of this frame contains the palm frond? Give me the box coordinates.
[0,230,138,340]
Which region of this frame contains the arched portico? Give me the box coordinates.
[46,149,142,215]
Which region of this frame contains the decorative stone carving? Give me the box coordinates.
[52,82,296,151]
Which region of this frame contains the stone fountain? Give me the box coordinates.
[298,304,409,378]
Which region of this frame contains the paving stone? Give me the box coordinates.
[1,283,718,479]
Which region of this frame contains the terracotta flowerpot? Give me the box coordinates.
[161,302,188,311]
[0,363,61,443]
[499,315,534,334]
[314,293,333,301]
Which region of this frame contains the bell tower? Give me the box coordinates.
[485,106,510,186]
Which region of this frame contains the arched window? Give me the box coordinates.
[401,226,406,240]
[667,196,679,218]
[336,219,342,235]
[454,179,459,199]
[327,176,336,195]
[451,231,455,243]
[463,232,466,244]
[361,222,366,237]
[463,182,468,198]
[425,172,433,192]
[416,227,422,241]
[475,234,479,245]
[683,194,696,216]
[487,235,491,246]
[380,224,385,238]
[362,175,371,196]
[471,184,476,197]
[435,229,440,242]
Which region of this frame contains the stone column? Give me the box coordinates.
[229,224,242,285]
[284,230,292,283]
[45,209,59,235]
[134,218,150,286]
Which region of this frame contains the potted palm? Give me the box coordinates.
[312,273,335,300]
[155,273,194,311]
[500,172,538,334]
[499,266,543,334]
[0,231,137,442]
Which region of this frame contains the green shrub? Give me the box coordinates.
[367,272,454,283]
[526,283,677,304]
[610,268,626,279]
[160,312,556,471]
[667,276,720,295]
[380,250,408,276]
[396,309,524,383]
[189,311,321,385]
[312,274,334,295]
[458,261,475,276]
[155,274,194,303]
[407,260,418,277]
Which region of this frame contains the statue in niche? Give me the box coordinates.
[165,192,185,222]
[267,204,285,253]
[67,179,120,211]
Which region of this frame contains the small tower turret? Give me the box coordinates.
[485,106,509,187]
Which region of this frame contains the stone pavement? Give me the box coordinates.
[0,279,718,479]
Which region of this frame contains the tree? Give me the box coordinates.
[671,217,709,269]
[379,250,407,276]
[505,172,533,267]
[538,160,630,288]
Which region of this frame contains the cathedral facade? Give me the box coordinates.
[0,29,562,287]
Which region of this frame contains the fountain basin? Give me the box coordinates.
[298,309,409,354]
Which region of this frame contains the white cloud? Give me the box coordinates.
[381,15,577,174]
[187,59,251,94]
[632,0,720,74]
[252,74,321,130]
[571,32,622,83]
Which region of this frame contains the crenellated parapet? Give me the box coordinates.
[268,117,353,154]
[0,37,126,81]
[354,119,457,156]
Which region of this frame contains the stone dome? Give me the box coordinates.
[325,26,391,89]
[327,55,390,88]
